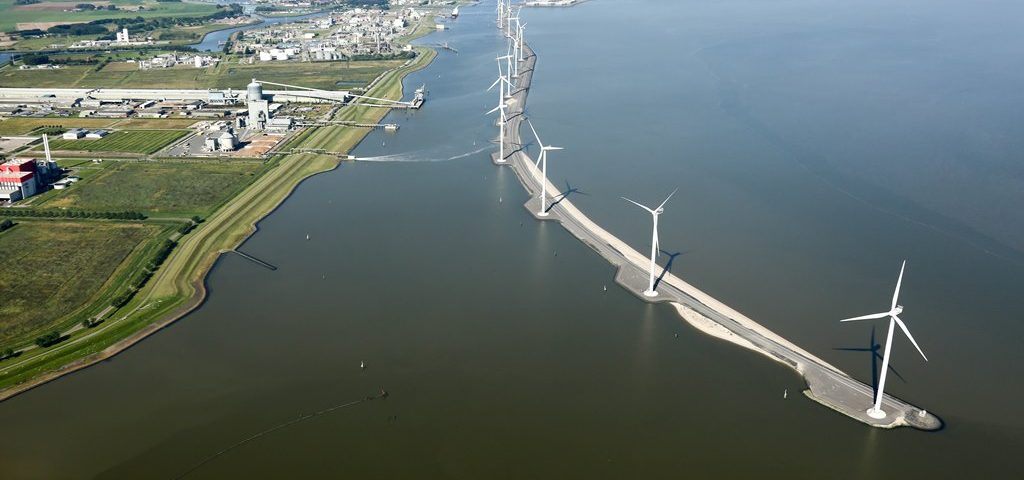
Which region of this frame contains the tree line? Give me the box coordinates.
[0,209,146,220]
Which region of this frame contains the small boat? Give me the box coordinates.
[305,234,310,240]
[360,361,366,369]
[452,6,459,18]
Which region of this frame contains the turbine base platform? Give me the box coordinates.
[867,407,887,419]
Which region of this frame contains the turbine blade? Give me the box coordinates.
[656,187,679,211]
[621,196,655,213]
[839,312,890,322]
[892,315,928,361]
[544,146,564,151]
[487,76,501,92]
[527,119,543,149]
[892,260,906,311]
[486,104,501,115]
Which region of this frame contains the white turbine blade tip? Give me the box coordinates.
[839,312,890,322]
[621,196,654,213]
[657,187,679,211]
[893,315,928,361]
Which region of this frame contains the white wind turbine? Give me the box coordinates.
[506,32,519,78]
[527,119,563,217]
[496,53,514,96]
[517,22,527,62]
[840,260,928,419]
[506,3,515,33]
[486,103,509,163]
[496,0,506,28]
[621,189,678,297]
[488,57,513,103]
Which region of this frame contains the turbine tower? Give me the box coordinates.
[506,33,519,78]
[517,22,527,62]
[527,119,563,217]
[621,189,678,297]
[486,103,508,163]
[839,260,928,419]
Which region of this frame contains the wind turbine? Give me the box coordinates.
[621,189,678,297]
[496,53,514,96]
[840,260,928,419]
[505,32,519,79]
[527,119,563,217]
[488,57,513,102]
[486,103,508,163]
[517,22,527,62]
[496,0,506,28]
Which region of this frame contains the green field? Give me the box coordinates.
[0,0,218,33]
[0,19,440,397]
[40,160,264,215]
[0,117,197,135]
[45,129,187,154]
[0,220,158,342]
[0,58,405,90]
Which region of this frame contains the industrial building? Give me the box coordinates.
[0,135,63,202]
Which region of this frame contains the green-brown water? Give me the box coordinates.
[1,1,1022,477]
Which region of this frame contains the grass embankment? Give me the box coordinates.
[0,220,160,343]
[0,0,218,34]
[44,129,187,154]
[0,31,439,399]
[0,58,405,90]
[38,161,264,215]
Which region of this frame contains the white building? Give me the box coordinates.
[116,28,129,43]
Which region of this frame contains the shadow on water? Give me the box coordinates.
[834,325,906,395]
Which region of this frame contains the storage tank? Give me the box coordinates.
[247,79,264,102]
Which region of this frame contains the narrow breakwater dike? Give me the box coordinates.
[494,35,941,431]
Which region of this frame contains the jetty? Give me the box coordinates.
[496,41,941,431]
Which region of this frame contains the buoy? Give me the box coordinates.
[306,234,310,240]
[499,196,503,203]
[783,389,788,399]
[603,285,607,292]
[360,361,365,369]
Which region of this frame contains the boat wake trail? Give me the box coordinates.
[356,145,490,163]
[446,145,491,160]
[174,389,388,479]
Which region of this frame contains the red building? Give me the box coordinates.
[0,159,39,201]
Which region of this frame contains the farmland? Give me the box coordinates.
[0,0,218,33]
[0,220,160,342]
[0,58,406,90]
[0,117,116,135]
[45,129,187,154]
[39,160,265,215]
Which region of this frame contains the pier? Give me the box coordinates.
[230,249,278,271]
[496,41,941,431]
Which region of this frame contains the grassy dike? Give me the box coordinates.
[0,42,439,400]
